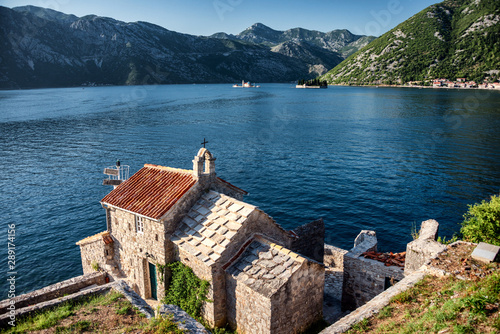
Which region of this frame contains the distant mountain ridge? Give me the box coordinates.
[321,0,500,85]
[212,23,375,58]
[0,6,374,89]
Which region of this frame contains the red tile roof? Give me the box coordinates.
[101,164,196,220]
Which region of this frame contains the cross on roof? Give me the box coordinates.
[201,138,208,148]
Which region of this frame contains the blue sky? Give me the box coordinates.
[1,0,439,36]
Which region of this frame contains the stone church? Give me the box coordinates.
[77,148,325,333]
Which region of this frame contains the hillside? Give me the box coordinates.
[0,7,372,89]
[321,0,500,85]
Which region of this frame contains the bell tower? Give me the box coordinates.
[193,147,216,180]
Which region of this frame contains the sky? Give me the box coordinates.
[0,0,439,37]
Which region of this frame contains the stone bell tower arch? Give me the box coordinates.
[193,147,216,180]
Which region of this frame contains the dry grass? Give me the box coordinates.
[347,271,500,334]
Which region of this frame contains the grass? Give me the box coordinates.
[0,290,183,333]
[346,272,500,334]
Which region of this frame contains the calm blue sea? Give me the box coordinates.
[1,84,500,298]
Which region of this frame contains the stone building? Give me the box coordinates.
[77,148,324,333]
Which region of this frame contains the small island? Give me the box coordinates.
[296,78,328,89]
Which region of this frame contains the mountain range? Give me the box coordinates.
[0,6,374,89]
[321,0,500,85]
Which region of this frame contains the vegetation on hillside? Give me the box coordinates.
[461,194,500,246]
[0,290,185,333]
[347,272,500,334]
[321,0,500,85]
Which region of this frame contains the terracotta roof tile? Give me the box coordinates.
[101,164,196,220]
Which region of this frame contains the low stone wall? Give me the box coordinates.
[160,305,209,334]
[320,269,427,334]
[0,271,106,315]
[0,279,154,328]
[113,280,155,318]
[0,282,113,327]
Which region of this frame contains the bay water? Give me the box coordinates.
[1,83,500,298]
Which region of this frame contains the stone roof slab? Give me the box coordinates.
[172,191,257,267]
[226,236,306,297]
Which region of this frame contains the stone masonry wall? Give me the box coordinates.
[290,218,325,263]
[172,206,292,327]
[225,272,272,333]
[110,208,166,299]
[0,272,106,315]
[270,260,325,334]
[79,235,111,275]
[175,247,221,327]
[324,244,348,304]
[324,244,348,270]
[341,231,404,311]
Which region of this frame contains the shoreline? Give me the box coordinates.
[328,83,500,91]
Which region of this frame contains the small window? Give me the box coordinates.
[135,216,144,234]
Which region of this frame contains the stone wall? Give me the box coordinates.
[0,272,106,315]
[321,269,427,334]
[341,231,404,311]
[290,218,325,263]
[324,244,348,307]
[109,208,166,299]
[405,219,446,275]
[0,280,155,327]
[226,272,272,333]
[77,231,114,275]
[175,247,222,327]
[270,260,325,334]
[324,244,348,270]
[160,305,209,334]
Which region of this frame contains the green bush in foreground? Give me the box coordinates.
[461,194,500,246]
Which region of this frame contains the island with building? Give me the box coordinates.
[296,78,328,89]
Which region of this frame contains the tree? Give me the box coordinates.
[461,194,500,246]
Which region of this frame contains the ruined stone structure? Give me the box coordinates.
[340,231,405,311]
[404,219,446,275]
[77,148,324,333]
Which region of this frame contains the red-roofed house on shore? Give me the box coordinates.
[77,148,325,333]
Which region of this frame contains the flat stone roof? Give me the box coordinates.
[226,237,305,297]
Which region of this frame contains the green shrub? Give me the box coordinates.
[162,261,210,319]
[461,194,500,246]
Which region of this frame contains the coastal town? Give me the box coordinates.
[405,78,500,89]
[432,77,500,89]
